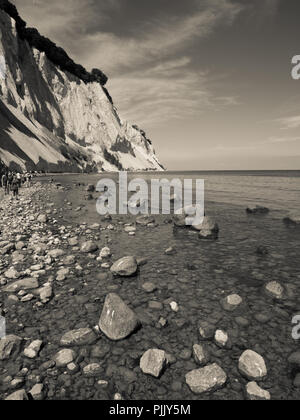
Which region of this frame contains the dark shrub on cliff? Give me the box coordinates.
[0,0,108,87]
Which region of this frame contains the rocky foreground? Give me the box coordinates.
[0,181,299,400]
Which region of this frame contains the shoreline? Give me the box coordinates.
[0,179,299,400]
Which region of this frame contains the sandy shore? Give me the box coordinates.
[0,179,299,400]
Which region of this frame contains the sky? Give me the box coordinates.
[12,0,300,170]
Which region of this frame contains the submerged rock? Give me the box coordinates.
[174,208,218,239]
[221,294,243,311]
[193,344,210,366]
[81,241,99,253]
[246,381,271,400]
[99,293,140,340]
[246,205,269,215]
[60,328,97,346]
[53,349,76,367]
[238,350,267,380]
[3,277,39,293]
[110,256,138,277]
[283,212,300,226]
[140,349,167,377]
[185,363,227,394]
[264,281,284,299]
[0,335,23,360]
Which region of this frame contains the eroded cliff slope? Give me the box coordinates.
[0,8,164,172]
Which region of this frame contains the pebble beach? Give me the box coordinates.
[0,176,300,401]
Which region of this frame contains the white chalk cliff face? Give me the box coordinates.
[0,9,164,172]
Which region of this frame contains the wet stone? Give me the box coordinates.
[246,382,271,400]
[238,350,267,380]
[185,363,227,394]
[140,349,167,378]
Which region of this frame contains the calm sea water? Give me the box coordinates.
[48,170,300,215]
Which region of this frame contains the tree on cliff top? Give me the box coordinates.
[0,0,108,87]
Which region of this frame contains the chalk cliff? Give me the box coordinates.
[0,6,164,172]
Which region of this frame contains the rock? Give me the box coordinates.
[5,389,28,400]
[264,281,284,299]
[68,237,78,246]
[221,294,243,311]
[246,381,271,400]
[99,293,140,340]
[170,301,179,312]
[53,349,76,367]
[193,344,210,366]
[0,335,23,360]
[198,321,215,340]
[148,301,163,310]
[99,247,111,258]
[83,363,103,376]
[256,246,269,256]
[37,214,48,223]
[288,351,300,370]
[39,284,53,303]
[29,383,44,400]
[238,350,267,380]
[214,329,229,348]
[110,256,138,277]
[60,328,97,346]
[81,241,99,253]
[140,349,167,377]
[24,340,43,359]
[246,205,269,215]
[136,215,155,225]
[142,282,157,293]
[48,249,65,258]
[164,247,176,255]
[283,212,300,226]
[86,184,95,192]
[4,267,20,279]
[194,216,219,240]
[124,226,136,233]
[293,373,300,387]
[185,363,227,394]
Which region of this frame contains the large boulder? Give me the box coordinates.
[99,293,140,340]
[238,350,267,380]
[60,328,97,346]
[185,363,227,394]
[140,349,167,377]
[110,256,138,277]
[0,335,23,360]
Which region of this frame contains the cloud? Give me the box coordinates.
[268,136,300,143]
[276,116,300,130]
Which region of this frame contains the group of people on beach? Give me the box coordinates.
[0,171,33,198]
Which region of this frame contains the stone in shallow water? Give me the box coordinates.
[198,321,215,340]
[83,363,103,376]
[100,247,111,258]
[29,383,44,400]
[246,381,271,400]
[99,293,140,340]
[81,241,99,253]
[283,212,300,226]
[48,249,65,258]
[0,335,23,360]
[246,205,269,214]
[53,349,76,367]
[24,340,43,359]
[3,277,39,293]
[5,389,28,400]
[140,349,167,377]
[221,294,243,311]
[238,350,267,380]
[142,282,157,293]
[214,329,229,348]
[110,256,138,277]
[264,281,284,299]
[60,328,97,346]
[185,363,227,394]
[288,351,300,369]
[193,344,210,366]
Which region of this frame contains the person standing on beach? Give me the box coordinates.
[7,172,13,194]
[11,175,19,198]
[1,173,8,194]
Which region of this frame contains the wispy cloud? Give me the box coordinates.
[276,115,300,130]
